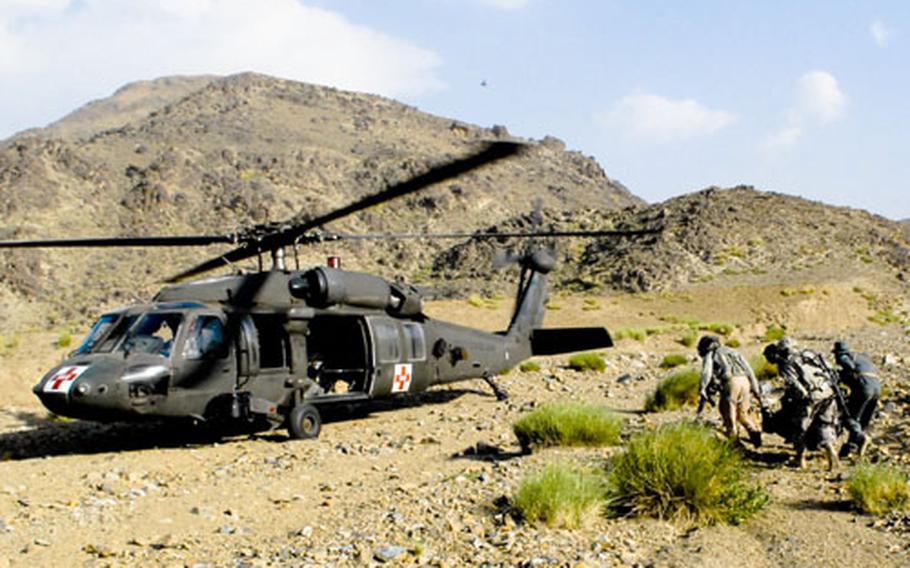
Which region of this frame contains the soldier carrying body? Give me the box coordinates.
[697,335,765,447]
[832,340,880,458]
[763,339,842,470]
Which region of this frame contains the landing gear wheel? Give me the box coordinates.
[288,403,321,439]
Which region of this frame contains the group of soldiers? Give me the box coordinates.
[696,335,881,470]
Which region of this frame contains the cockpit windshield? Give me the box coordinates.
[120,313,184,357]
[74,314,118,354]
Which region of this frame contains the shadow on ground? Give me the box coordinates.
[0,387,488,461]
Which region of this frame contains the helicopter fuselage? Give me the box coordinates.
[33,268,540,427]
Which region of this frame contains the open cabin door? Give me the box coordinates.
[306,315,371,395]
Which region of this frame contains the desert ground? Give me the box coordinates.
[1,280,908,567]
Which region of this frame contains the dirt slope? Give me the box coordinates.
[1,289,909,566]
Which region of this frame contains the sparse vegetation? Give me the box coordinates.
[567,352,607,372]
[847,463,910,515]
[749,354,778,382]
[512,401,622,451]
[644,367,700,412]
[519,361,541,373]
[512,462,606,529]
[606,421,768,525]
[678,330,698,348]
[725,338,741,348]
[57,331,73,349]
[763,323,787,342]
[467,295,485,308]
[660,354,688,369]
[582,298,600,311]
[703,322,734,336]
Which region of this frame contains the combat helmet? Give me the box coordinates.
[833,340,851,355]
[697,335,721,357]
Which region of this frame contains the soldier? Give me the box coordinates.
[763,339,841,470]
[833,340,880,457]
[697,335,764,447]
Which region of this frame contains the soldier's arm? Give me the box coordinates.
[781,364,809,398]
[738,352,763,402]
[699,353,714,397]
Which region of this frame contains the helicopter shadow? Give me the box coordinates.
[0,413,231,461]
[0,388,492,460]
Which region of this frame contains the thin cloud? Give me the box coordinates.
[797,71,847,124]
[761,126,802,153]
[761,70,846,153]
[597,91,736,144]
[871,20,892,47]
[0,0,444,136]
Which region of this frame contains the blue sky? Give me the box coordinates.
[1,1,908,218]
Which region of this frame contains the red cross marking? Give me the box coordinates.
[392,364,412,393]
[45,366,87,393]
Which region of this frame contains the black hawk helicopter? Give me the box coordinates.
[0,141,655,439]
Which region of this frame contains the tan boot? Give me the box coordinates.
[824,443,839,471]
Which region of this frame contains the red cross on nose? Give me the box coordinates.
[50,367,80,390]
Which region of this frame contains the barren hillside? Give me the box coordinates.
[0,73,639,329]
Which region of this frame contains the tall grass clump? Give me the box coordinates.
[644,367,700,412]
[678,330,698,348]
[749,354,778,382]
[660,353,688,369]
[57,331,73,349]
[568,352,607,372]
[763,323,787,342]
[513,401,622,451]
[847,463,910,515]
[512,462,606,528]
[606,421,768,525]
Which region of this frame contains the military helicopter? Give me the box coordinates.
[0,141,655,440]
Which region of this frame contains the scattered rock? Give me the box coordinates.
[374,545,408,563]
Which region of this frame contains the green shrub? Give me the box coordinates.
[645,367,700,412]
[606,421,768,525]
[678,330,698,348]
[512,462,607,528]
[568,352,607,372]
[847,463,910,515]
[660,354,689,369]
[703,322,734,336]
[513,401,623,450]
[519,361,541,373]
[749,355,778,382]
[57,331,73,349]
[763,323,787,342]
[725,338,741,349]
[467,295,484,308]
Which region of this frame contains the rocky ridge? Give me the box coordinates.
[0,73,639,328]
[432,186,910,295]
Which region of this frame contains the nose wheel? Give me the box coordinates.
[287,403,322,439]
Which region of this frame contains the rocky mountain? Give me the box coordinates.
[434,186,910,294]
[0,73,640,328]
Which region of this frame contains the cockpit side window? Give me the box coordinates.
[96,315,138,353]
[183,316,228,360]
[75,314,118,354]
[122,313,184,357]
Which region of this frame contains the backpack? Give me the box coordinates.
[792,351,834,402]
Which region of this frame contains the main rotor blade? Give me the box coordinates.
[319,227,663,240]
[0,235,233,248]
[167,141,524,282]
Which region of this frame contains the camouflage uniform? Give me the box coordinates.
[834,341,880,457]
[698,338,764,446]
[766,341,841,469]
